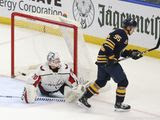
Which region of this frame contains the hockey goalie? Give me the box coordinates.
[21,52,86,103]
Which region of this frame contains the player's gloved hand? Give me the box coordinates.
[106,59,118,67]
[130,50,143,60]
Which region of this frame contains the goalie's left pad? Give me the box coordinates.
[21,84,37,103]
[64,85,85,103]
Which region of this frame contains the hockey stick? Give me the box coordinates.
[118,37,160,62]
[19,72,69,77]
[0,95,65,102]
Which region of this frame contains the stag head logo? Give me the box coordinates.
[72,0,95,29]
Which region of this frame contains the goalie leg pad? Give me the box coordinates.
[22,84,37,103]
[64,85,85,103]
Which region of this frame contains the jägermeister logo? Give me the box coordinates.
[98,4,160,40]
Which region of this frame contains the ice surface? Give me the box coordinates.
[0,24,160,120]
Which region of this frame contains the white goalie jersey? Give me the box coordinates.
[22,51,87,104]
[27,62,78,92]
[22,62,84,104]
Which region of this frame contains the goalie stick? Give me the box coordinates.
[19,72,69,77]
[0,95,65,102]
[118,37,160,62]
[19,71,87,85]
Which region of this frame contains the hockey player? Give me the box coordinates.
[78,18,143,111]
[21,52,84,103]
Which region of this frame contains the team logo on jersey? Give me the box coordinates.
[72,0,95,29]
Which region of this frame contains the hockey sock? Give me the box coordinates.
[115,87,126,104]
[83,82,100,99]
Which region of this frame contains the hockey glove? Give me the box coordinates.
[130,50,143,60]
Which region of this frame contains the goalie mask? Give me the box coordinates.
[47,52,61,70]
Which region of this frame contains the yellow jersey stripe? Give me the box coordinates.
[105,40,115,48]
[100,46,105,51]
[107,39,115,46]
[108,55,115,59]
[104,44,114,50]
[97,58,107,60]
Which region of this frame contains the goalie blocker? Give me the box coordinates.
[22,52,85,103]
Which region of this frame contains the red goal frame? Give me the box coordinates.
[11,12,78,77]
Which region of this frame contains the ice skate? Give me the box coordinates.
[77,96,91,109]
[114,103,131,112]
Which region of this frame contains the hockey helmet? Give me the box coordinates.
[47,52,61,69]
[47,52,59,62]
[122,18,137,28]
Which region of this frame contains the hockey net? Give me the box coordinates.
[11,12,94,83]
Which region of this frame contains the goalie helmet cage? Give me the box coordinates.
[11,12,78,78]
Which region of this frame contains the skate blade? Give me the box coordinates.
[77,101,91,110]
[114,108,130,112]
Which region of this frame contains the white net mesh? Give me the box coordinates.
[12,12,93,82]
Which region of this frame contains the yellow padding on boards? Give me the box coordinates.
[0,17,11,24]
[84,34,160,59]
[0,16,160,59]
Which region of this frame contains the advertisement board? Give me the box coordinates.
[0,0,160,51]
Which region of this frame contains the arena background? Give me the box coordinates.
[0,0,160,58]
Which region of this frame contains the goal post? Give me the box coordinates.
[11,12,78,78]
[10,12,94,84]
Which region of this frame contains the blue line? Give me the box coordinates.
[120,0,160,9]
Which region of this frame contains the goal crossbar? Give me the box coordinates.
[11,12,78,78]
